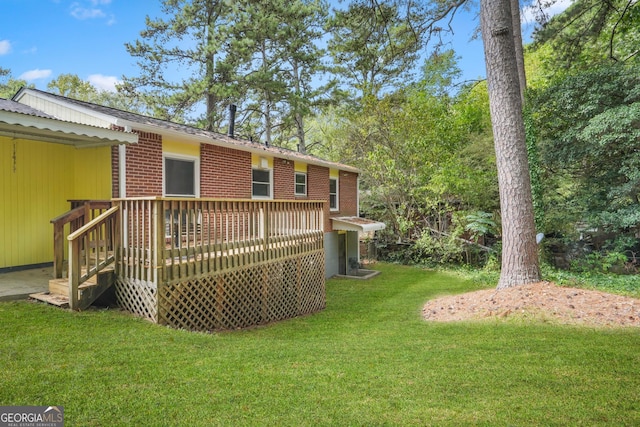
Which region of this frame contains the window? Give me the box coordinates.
[164,155,199,197]
[329,177,338,211]
[295,172,307,196]
[252,168,272,198]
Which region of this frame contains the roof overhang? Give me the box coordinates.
[120,121,360,173]
[12,88,357,172]
[0,110,138,147]
[332,216,386,232]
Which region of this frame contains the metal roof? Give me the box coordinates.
[331,216,386,232]
[0,98,138,147]
[14,88,359,173]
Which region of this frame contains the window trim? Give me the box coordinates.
[329,177,339,211]
[252,167,273,200]
[295,172,307,196]
[163,153,200,198]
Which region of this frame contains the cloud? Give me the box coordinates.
[19,69,53,81]
[88,74,121,91]
[70,1,113,21]
[70,5,106,20]
[0,40,11,55]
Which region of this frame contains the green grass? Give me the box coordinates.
[1,263,639,426]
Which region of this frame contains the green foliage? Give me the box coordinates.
[122,0,329,146]
[317,52,498,264]
[229,0,330,149]
[122,0,238,128]
[541,262,640,297]
[47,73,97,100]
[533,0,640,70]
[528,62,640,235]
[567,235,640,274]
[0,68,33,99]
[414,228,466,265]
[43,73,147,114]
[524,101,545,232]
[464,211,497,242]
[326,1,421,100]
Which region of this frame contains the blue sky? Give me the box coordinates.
[1,0,571,94]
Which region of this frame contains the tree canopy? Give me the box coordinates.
[0,67,32,99]
[529,63,640,235]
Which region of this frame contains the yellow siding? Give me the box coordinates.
[330,168,339,179]
[294,162,307,173]
[72,147,112,199]
[251,153,273,169]
[0,137,112,268]
[163,139,200,157]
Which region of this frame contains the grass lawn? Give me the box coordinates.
[1,263,639,426]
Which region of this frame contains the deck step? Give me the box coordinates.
[29,292,70,308]
[43,266,115,310]
[48,276,99,295]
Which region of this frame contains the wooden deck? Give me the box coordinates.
[41,197,327,331]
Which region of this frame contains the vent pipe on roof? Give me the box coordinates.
[227,104,236,138]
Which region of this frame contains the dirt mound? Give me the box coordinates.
[423,281,640,327]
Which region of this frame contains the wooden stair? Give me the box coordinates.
[30,266,115,310]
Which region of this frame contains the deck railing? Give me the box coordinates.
[50,200,113,279]
[67,205,119,309]
[116,198,325,287]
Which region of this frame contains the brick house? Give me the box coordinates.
[2,88,384,330]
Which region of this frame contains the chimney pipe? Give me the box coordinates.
[227,104,236,138]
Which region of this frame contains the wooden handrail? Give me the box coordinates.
[67,205,119,240]
[68,205,119,310]
[50,205,86,225]
[50,200,113,279]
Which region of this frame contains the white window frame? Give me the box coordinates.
[252,167,273,199]
[330,177,339,211]
[163,153,200,198]
[295,172,307,196]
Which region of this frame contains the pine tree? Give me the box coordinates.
[122,0,239,130]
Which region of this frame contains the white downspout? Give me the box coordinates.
[118,144,127,197]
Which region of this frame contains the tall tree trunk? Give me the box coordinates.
[260,41,273,146]
[511,0,526,104]
[292,59,306,153]
[480,0,540,289]
[205,19,217,132]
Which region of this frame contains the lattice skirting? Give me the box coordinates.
[114,278,158,322]
[156,250,326,331]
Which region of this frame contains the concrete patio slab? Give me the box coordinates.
[0,267,50,301]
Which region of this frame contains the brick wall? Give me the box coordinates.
[127,132,163,196]
[273,158,295,199]
[200,144,252,198]
[338,171,358,217]
[307,164,331,231]
[111,131,163,197]
[110,127,359,234]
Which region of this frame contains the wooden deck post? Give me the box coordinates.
[154,199,165,289]
[68,236,80,310]
[53,222,64,279]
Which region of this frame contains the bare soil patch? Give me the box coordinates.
[423,282,640,328]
